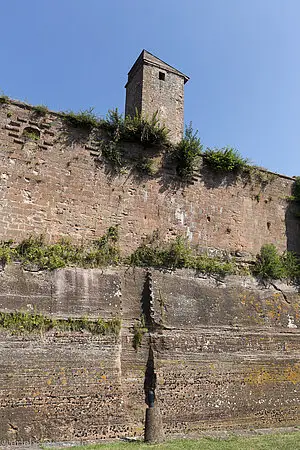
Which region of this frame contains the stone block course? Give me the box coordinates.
[0,101,298,257]
[0,100,300,443]
[0,266,299,442]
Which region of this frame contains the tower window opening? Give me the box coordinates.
[159,72,165,81]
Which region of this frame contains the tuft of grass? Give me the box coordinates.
[23,128,40,141]
[175,122,202,179]
[32,104,49,116]
[63,108,100,130]
[0,240,16,265]
[132,315,148,350]
[0,95,10,105]
[0,311,121,336]
[203,147,248,172]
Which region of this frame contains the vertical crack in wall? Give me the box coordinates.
[144,344,157,407]
[116,276,123,381]
[142,270,157,405]
[141,270,154,331]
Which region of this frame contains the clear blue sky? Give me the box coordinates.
[1,0,299,176]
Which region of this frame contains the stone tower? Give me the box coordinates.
[125,50,189,144]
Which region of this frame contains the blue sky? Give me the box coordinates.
[1,0,299,176]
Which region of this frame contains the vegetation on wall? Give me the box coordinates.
[0,96,278,186]
[128,234,300,281]
[0,226,120,270]
[62,107,170,148]
[253,244,299,280]
[0,95,10,105]
[0,240,14,265]
[132,315,148,350]
[23,128,40,141]
[175,123,202,179]
[136,157,157,176]
[100,109,170,146]
[62,108,100,130]
[287,176,300,202]
[128,233,235,276]
[32,104,49,116]
[98,109,170,172]
[0,311,121,335]
[1,229,300,281]
[203,147,249,173]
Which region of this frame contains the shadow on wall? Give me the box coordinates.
[285,200,300,254]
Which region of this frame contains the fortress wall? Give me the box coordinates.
[0,266,299,442]
[0,266,148,442]
[0,101,298,256]
[151,270,300,433]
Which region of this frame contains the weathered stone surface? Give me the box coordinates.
[125,50,188,143]
[0,101,298,256]
[0,266,299,443]
[144,407,165,443]
[0,98,300,444]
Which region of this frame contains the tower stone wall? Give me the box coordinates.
[125,50,189,143]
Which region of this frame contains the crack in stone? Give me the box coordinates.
[269,281,291,304]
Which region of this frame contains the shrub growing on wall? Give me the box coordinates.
[0,226,120,270]
[253,244,300,280]
[290,176,300,202]
[128,234,235,276]
[100,109,170,146]
[63,108,100,130]
[203,147,248,172]
[175,123,202,179]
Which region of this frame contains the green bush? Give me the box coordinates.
[289,176,300,202]
[1,227,120,270]
[192,254,235,276]
[63,108,100,130]
[128,235,191,269]
[203,147,248,172]
[32,104,49,116]
[0,241,16,265]
[176,123,202,179]
[252,244,299,280]
[137,157,156,176]
[100,139,123,170]
[128,234,235,275]
[100,109,170,147]
[282,251,300,279]
[0,95,10,105]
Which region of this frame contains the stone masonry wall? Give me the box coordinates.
[0,101,299,257]
[141,63,185,143]
[125,64,143,118]
[0,265,299,443]
[0,265,147,442]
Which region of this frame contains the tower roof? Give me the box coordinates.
[127,49,189,84]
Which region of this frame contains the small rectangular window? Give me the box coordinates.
[159,71,165,81]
